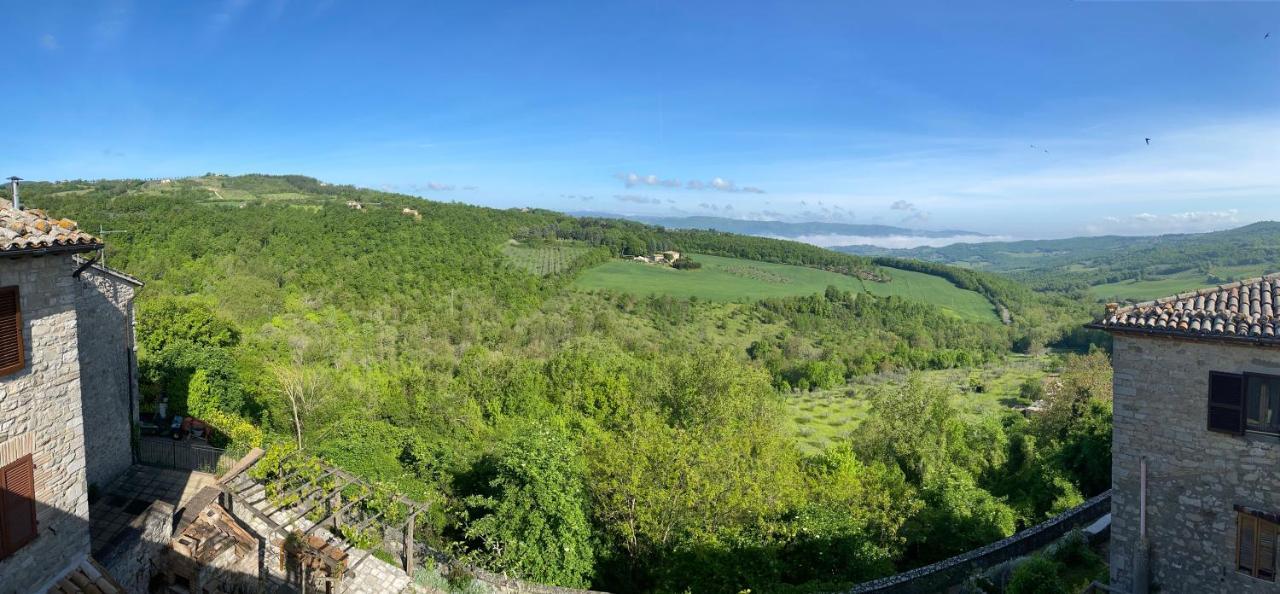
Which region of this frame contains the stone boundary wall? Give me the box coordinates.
[98,500,175,594]
[846,490,1113,594]
[416,545,610,594]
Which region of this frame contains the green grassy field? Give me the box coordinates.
[785,354,1053,452]
[1091,264,1273,301]
[503,243,593,276]
[573,254,999,322]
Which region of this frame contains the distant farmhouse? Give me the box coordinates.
[1093,276,1280,593]
[630,250,681,265]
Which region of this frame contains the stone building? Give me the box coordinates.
[0,200,140,592]
[1093,274,1280,593]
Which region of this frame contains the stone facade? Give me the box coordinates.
[1110,333,1280,593]
[75,262,140,491]
[0,252,140,592]
[0,255,93,593]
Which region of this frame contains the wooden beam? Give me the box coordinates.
[262,469,337,517]
[278,476,350,532]
[404,512,416,576]
[304,493,365,536]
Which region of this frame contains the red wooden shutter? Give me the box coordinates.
[1209,372,1246,435]
[0,454,37,559]
[0,286,22,377]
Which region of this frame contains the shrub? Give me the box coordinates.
[1006,555,1069,594]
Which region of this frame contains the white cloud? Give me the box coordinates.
[1091,209,1241,235]
[699,176,765,193]
[615,194,661,205]
[886,199,929,224]
[614,172,680,188]
[785,234,1012,249]
[615,172,765,193]
[426,182,454,191]
[40,34,59,50]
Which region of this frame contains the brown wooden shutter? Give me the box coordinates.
[0,454,37,559]
[1260,520,1277,580]
[1209,371,1246,435]
[1241,514,1257,574]
[0,286,23,377]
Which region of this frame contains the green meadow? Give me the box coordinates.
[574,253,1000,322]
[1091,264,1274,302]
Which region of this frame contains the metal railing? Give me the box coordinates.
[138,436,231,474]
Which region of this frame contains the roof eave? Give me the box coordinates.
[1085,323,1280,348]
[0,243,103,257]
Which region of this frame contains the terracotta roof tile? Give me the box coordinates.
[1095,273,1280,344]
[0,206,100,254]
[53,558,124,594]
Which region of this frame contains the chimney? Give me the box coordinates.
[6,176,21,210]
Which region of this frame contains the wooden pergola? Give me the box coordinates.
[217,448,430,591]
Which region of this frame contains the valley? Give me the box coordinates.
[17,175,1110,593]
[572,253,1000,322]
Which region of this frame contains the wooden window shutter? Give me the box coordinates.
[1209,372,1246,435]
[1261,520,1278,580]
[0,454,37,559]
[0,286,22,377]
[1241,514,1257,574]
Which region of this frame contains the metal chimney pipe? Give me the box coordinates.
[7,176,21,210]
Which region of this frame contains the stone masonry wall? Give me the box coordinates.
[75,265,138,491]
[0,255,92,594]
[1111,334,1280,593]
[99,500,173,594]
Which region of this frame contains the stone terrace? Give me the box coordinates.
[90,465,217,558]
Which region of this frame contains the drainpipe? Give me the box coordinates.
[1134,456,1150,594]
[127,298,139,464]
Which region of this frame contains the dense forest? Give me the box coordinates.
[15,176,1111,592]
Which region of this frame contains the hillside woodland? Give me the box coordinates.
[17,176,1109,593]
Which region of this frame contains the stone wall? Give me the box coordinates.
[98,499,174,594]
[75,263,139,491]
[844,490,1112,594]
[0,254,92,593]
[1111,334,1280,593]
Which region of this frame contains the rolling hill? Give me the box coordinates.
[8,174,1098,593]
[574,254,1000,323]
[836,222,1280,300]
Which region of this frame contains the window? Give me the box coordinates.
[1208,372,1246,435]
[1239,509,1279,581]
[0,454,37,560]
[1246,374,1280,434]
[0,286,22,377]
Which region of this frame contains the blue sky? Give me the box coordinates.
[2,0,1278,239]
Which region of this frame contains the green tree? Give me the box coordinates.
[466,424,596,587]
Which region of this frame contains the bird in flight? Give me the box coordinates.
[1267,32,1271,39]
[1145,138,1151,146]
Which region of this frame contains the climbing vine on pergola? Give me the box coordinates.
[224,444,431,584]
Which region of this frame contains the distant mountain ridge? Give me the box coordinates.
[834,221,1280,294]
[570,213,984,239]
